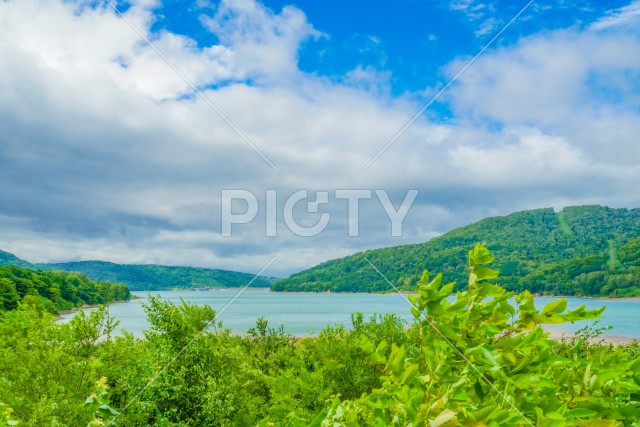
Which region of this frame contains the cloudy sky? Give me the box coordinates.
[1,0,639,277]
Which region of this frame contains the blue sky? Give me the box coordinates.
[150,0,632,95]
[0,0,639,276]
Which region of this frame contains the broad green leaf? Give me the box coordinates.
[541,299,567,315]
[472,266,499,282]
[401,363,419,384]
[430,409,457,427]
[568,407,597,418]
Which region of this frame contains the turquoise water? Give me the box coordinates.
[59,290,640,339]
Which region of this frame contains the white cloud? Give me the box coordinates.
[449,0,500,38]
[0,0,240,102]
[591,0,640,31]
[445,29,640,164]
[450,0,489,20]
[0,0,639,275]
[474,16,499,37]
[449,129,587,185]
[201,0,323,83]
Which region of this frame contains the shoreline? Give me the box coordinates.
[129,288,640,301]
[134,289,640,300]
[54,298,133,320]
[536,294,640,302]
[545,328,639,345]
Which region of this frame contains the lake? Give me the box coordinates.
[59,290,640,339]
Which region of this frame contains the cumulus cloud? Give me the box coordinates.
[201,0,323,83]
[0,0,639,276]
[445,29,640,166]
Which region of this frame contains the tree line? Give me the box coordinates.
[0,265,130,313]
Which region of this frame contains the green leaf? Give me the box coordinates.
[401,363,419,384]
[430,409,457,427]
[627,357,640,371]
[541,299,567,315]
[358,336,375,355]
[391,346,406,375]
[583,364,592,389]
[481,347,500,368]
[568,407,597,418]
[97,404,119,416]
[472,266,499,282]
[468,244,494,268]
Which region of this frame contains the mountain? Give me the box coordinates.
[43,261,277,291]
[0,250,276,291]
[0,249,34,269]
[273,205,640,297]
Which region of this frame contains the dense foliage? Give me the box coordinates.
[274,205,640,296]
[0,251,276,291]
[315,244,640,425]
[0,251,32,269]
[0,301,405,426]
[0,265,130,313]
[0,244,638,426]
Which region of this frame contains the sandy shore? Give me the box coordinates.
[545,328,638,345]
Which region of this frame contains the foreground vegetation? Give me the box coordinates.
[0,265,130,313]
[275,205,640,297]
[0,245,638,426]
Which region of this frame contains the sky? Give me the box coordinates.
[0,0,639,277]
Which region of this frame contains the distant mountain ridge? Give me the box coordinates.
[273,205,640,297]
[0,250,33,269]
[0,251,277,291]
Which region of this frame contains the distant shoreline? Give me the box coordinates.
[536,294,640,302]
[131,288,640,301]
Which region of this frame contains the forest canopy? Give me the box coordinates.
[0,265,130,313]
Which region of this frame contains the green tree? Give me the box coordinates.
[0,279,19,311]
[318,244,640,425]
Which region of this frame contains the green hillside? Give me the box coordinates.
[0,249,34,269]
[273,205,640,297]
[44,261,277,291]
[0,265,130,313]
[0,249,276,291]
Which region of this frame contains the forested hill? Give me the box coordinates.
[0,249,33,269]
[0,250,277,291]
[0,265,130,313]
[43,261,277,291]
[273,205,640,297]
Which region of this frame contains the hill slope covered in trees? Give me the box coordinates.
[0,250,33,269]
[0,250,276,291]
[274,205,640,296]
[44,261,277,291]
[0,265,130,313]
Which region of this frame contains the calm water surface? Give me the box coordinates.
[59,290,640,339]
